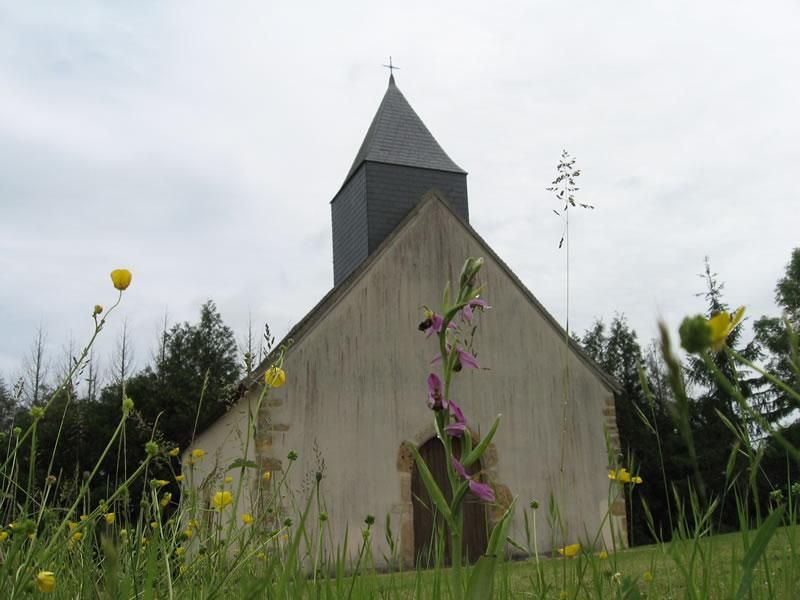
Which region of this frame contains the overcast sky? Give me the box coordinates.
[1,1,798,389]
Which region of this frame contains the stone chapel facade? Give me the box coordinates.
[187,75,625,567]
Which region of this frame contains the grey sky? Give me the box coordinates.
[1,1,798,387]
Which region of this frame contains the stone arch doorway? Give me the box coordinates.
[410,436,488,566]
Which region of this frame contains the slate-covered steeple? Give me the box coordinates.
[331,75,469,285]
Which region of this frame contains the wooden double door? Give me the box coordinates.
[410,436,488,567]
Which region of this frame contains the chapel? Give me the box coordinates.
[188,74,624,567]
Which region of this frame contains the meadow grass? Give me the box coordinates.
[2,267,800,598]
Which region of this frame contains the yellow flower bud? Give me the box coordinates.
[242,513,254,525]
[224,475,233,484]
[93,304,103,316]
[175,474,184,482]
[104,513,115,525]
[110,269,133,291]
[36,571,56,593]
[168,447,180,457]
[262,471,272,482]
[265,367,286,388]
[191,449,206,459]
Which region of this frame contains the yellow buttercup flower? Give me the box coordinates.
[71,532,82,542]
[597,550,608,559]
[150,521,158,530]
[110,269,133,291]
[212,490,233,510]
[608,468,632,483]
[242,513,254,525]
[708,306,746,352]
[224,475,233,484]
[183,528,194,539]
[104,513,115,525]
[68,521,78,531]
[558,543,581,558]
[79,515,88,522]
[262,471,272,482]
[161,492,172,507]
[175,545,186,556]
[643,571,654,583]
[36,571,56,593]
[265,366,286,388]
[191,448,206,459]
[168,447,180,457]
[632,475,643,485]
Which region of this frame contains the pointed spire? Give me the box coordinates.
[341,77,465,187]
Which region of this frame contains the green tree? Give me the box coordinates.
[580,315,677,543]
[753,247,800,424]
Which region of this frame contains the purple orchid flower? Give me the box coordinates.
[462,298,490,323]
[451,457,496,503]
[444,399,467,437]
[427,373,445,411]
[431,346,479,370]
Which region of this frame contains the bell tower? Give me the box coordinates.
[331,75,469,285]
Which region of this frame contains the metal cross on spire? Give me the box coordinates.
[382,56,400,75]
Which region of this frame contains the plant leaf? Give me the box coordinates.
[409,444,455,530]
[734,505,784,600]
[462,414,501,467]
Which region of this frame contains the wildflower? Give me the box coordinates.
[175,545,186,556]
[679,315,713,354]
[93,304,103,316]
[119,529,128,538]
[46,474,57,486]
[558,543,582,558]
[431,346,479,371]
[79,515,88,522]
[444,399,467,437]
[462,297,490,323]
[631,475,643,485]
[110,269,133,291]
[122,396,135,413]
[71,532,82,543]
[427,373,445,411]
[104,513,115,525]
[151,479,169,489]
[451,458,495,502]
[418,309,450,338]
[160,493,172,507]
[188,519,199,529]
[265,366,286,388]
[150,521,158,530]
[30,406,45,420]
[213,490,233,510]
[183,528,193,539]
[287,450,298,461]
[145,441,159,457]
[224,475,233,484]
[643,571,653,583]
[68,521,78,531]
[708,307,745,352]
[36,571,56,593]
[0,532,7,542]
[191,448,206,459]
[262,471,271,482]
[168,447,180,457]
[242,513,254,525]
[175,474,184,482]
[608,468,632,483]
[598,550,608,559]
